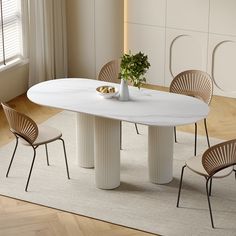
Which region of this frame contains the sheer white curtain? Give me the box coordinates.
[28,0,67,87]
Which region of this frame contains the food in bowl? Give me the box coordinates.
[97,86,115,93]
[96,86,118,98]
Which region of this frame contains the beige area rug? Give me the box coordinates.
[0,111,235,236]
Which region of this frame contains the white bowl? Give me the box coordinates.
[96,86,118,99]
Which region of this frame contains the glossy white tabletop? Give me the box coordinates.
[27,78,209,126]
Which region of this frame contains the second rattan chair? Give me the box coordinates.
[98,59,121,84]
[1,102,70,192]
[176,139,236,228]
[98,59,140,148]
[170,70,213,156]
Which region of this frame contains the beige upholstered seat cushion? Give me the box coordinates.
[186,156,233,178]
[21,125,62,146]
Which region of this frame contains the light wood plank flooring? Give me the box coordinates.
[0,88,236,236]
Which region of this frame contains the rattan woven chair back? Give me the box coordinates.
[169,70,213,105]
[1,102,38,144]
[98,59,121,84]
[202,139,236,177]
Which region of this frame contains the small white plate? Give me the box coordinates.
[96,86,118,99]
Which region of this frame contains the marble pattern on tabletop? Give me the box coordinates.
[27,78,209,126]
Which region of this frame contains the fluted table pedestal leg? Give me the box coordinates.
[76,113,94,168]
[94,117,120,189]
[148,126,174,184]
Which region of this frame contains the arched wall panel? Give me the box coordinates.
[165,30,208,86]
[208,35,236,96]
[126,0,236,98]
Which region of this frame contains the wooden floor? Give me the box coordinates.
[0,89,236,236]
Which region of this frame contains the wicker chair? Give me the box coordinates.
[170,70,213,156]
[176,139,236,228]
[98,59,121,84]
[1,102,70,192]
[98,60,140,148]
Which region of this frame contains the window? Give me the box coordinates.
[0,0,23,67]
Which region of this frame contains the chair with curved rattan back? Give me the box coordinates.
[98,59,140,148]
[98,59,121,84]
[1,102,70,192]
[170,70,213,156]
[177,139,236,228]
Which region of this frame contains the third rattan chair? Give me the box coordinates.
[98,59,140,148]
[170,70,213,156]
[1,102,70,192]
[176,139,236,228]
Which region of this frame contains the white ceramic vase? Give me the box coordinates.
[119,79,129,101]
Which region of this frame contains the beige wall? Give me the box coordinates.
[66,0,96,79]
[126,0,236,98]
[0,63,28,102]
[66,0,124,79]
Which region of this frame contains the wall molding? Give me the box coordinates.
[211,40,236,93]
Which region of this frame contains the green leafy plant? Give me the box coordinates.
[119,51,151,89]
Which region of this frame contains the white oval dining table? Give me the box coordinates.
[27,78,209,189]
